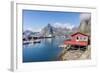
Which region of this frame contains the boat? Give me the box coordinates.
[23,41,30,45]
[33,39,41,43]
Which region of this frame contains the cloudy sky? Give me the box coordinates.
[80,13,91,21]
[23,10,90,32]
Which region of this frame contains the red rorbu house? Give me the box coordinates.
[64,32,89,48]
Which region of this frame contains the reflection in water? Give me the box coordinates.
[23,37,66,62]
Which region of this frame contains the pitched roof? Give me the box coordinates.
[71,32,89,37]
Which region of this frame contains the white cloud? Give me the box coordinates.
[23,25,41,32]
[23,26,32,31]
[32,28,41,32]
[53,22,75,29]
[80,13,91,21]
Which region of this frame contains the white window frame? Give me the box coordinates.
[11,1,97,71]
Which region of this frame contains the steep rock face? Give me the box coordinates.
[41,23,72,37]
[23,30,35,37]
[78,14,91,35]
[23,30,41,40]
[42,23,55,37]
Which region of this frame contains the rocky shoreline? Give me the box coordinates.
[58,46,91,61]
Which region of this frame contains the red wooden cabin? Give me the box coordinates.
[64,32,89,46]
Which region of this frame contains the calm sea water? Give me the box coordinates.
[23,37,65,62]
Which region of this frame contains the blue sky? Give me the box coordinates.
[23,10,81,32]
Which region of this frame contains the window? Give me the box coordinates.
[83,37,88,41]
[77,37,79,40]
[76,36,79,41]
